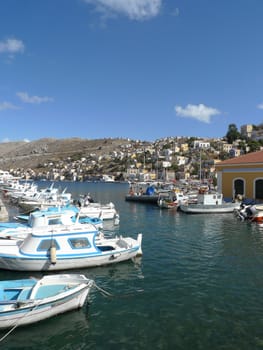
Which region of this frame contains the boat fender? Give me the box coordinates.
[136,233,143,256]
[50,245,57,264]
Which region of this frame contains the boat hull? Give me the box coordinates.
[0,243,141,271]
[180,203,239,214]
[0,275,93,329]
[125,194,159,204]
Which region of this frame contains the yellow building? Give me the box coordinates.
[215,150,263,201]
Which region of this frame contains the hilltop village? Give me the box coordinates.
[1,123,263,183]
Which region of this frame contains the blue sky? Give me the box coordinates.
[1,0,263,143]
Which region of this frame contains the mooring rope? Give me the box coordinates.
[0,301,39,343]
[0,281,140,342]
[93,282,113,297]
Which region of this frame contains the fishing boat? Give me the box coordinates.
[74,194,119,221]
[157,189,190,209]
[15,205,104,228]
[17,183,72,212]
[0,206,103,240]
[0,219,142,271]
[179,191,240,214]
[79,202,119,220]
[157,191,178,209]
[0,274,94,329]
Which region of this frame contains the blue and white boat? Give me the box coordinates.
[0,206,103,240]
[15,205,104,229]
[0,218,142,271]
[0,274,94,329]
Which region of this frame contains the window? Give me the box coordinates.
[234,179,244,196]
[48,218,62,225]
[69,237,91,249]
[38,239,59,251]
[255,179,263,200]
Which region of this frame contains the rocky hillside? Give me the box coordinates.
[0,138,132,170]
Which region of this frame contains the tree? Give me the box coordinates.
[219,151,229,161]
[238,140,247,153]
[247,140,261,152]
[225,124,240,143]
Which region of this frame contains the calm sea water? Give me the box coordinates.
[2,181,263,349]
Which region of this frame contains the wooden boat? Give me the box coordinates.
[0,274,93,329]
[180,192,240,214]
[0,218,142,271]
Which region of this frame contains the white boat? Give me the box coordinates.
[4,182,38,203]
[0,170,15,185]
[0,274,94,329]
[16,205,104,229]
[75,195,119,220]
[157,191,178,209]
[179,192,240,214]
[0,219,142,271]
[0,206,103,240]
[18,183,72,211]
[79,202,118,220]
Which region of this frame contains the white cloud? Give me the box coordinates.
[0,38,25,54]
[1,138,30,143]
[17,92,54,104]
[0,101,20,111]
[83,0,162,20]
[257,103,263,110]
[1,138,11,143]
[175,103,220,123]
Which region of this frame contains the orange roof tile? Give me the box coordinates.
[216,150,263,166]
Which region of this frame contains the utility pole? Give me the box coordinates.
[199,149,202,184]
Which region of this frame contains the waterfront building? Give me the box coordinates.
[215,150,263,202]
[193,140,211,149]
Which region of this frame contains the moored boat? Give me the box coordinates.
[157,191,178,209]
[0,219,142,271]
[180,192,240,214]
[0,206,103,240]
[0,274,94,329]
[125,184,160,204]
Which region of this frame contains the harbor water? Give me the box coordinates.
[2,181,263,349]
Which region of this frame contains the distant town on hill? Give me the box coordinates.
[0,123,262,182]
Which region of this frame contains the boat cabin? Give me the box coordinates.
[197,192,223,205]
